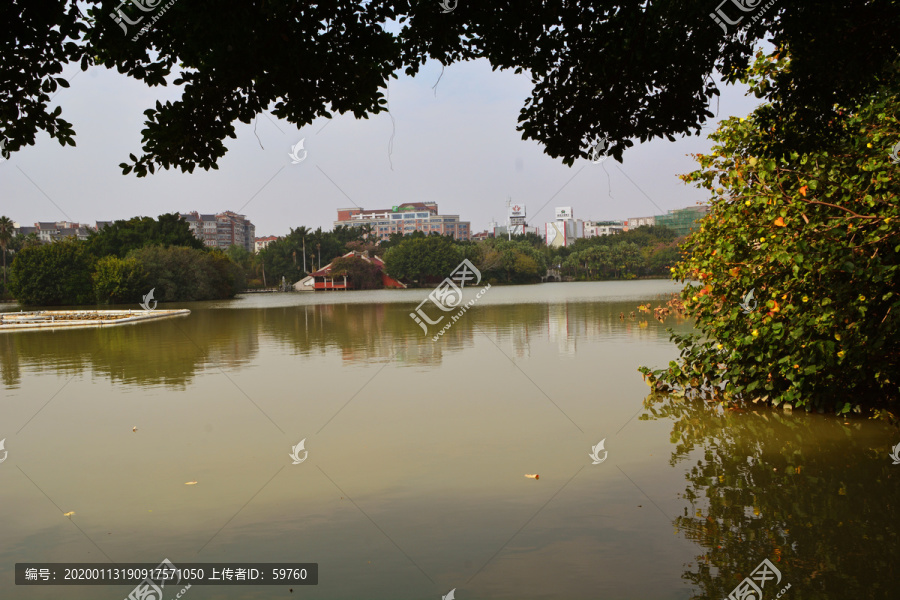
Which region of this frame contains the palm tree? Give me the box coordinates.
[0,215,14,289]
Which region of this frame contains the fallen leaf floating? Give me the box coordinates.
[185,481,198,485]
[524,474,539,480]
[132,426,137,432]
[63,512,75,518]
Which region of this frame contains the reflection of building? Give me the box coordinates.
[180,211,256,252]
[335,202,471,241]
[308,251,407,291]
[547,304,576,356]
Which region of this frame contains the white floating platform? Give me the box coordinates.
[0,309,191,332]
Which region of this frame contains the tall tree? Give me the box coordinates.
[86,213,204,257]
[640,51,900,419]
[0,215,13,289]
[2,2,898,172]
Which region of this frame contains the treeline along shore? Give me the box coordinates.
[0,213,684,305]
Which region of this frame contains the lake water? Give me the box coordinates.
[1,280,897,599]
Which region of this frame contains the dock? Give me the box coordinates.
[0,309,191,332]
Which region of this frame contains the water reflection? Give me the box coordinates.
[642,392,900,600]
[1,294,689,389]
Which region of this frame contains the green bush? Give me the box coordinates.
[92,255,148,304]
[128,246,243,302]
[639,51,900,419]
[9,240,95,305]
[383,236,462,284]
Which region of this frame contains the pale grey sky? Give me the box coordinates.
[1,57,758,237]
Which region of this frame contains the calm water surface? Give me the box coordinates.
[1,281,897,599]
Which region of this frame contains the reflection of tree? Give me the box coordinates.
[0,311,258,389]
[641,393,900,599]
[0,330,21,387]
[1,295,691,388]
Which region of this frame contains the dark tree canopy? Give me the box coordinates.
[2,1,898,173]
[86,213,204,257]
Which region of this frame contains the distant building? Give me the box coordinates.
[180,211,256,252]
[334,202,471,241]
[494,225,540,238]
[625,215,657,230]
[12,224,38,237]
[625,206,709,236]
[545,207,584,248]
[254,235,279,253]
[654,205,710,237]
[584,220,625,238]
[31,221,93,242]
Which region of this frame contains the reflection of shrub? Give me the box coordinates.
[328,256,383,290]
[93,256,148,304]
[9,240,95,305]
[128,246,244,302]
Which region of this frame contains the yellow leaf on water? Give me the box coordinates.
[524,474,539,480]
[185,481,198,485]
[63,512,75,517]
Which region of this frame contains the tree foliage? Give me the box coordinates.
[256,225,368,285]
[3,1,899,171]
[128,246,244,302]
[475,238,548,284]
[9,239,95,305]
[640,51,900,419]
[328,256,384,290]
[383,235,462,283]
[86,213,203,257]
[557,226,682,280]
[641,392,900,598]
[92,255,147,304]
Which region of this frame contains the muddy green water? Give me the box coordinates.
[1,281,897,599]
